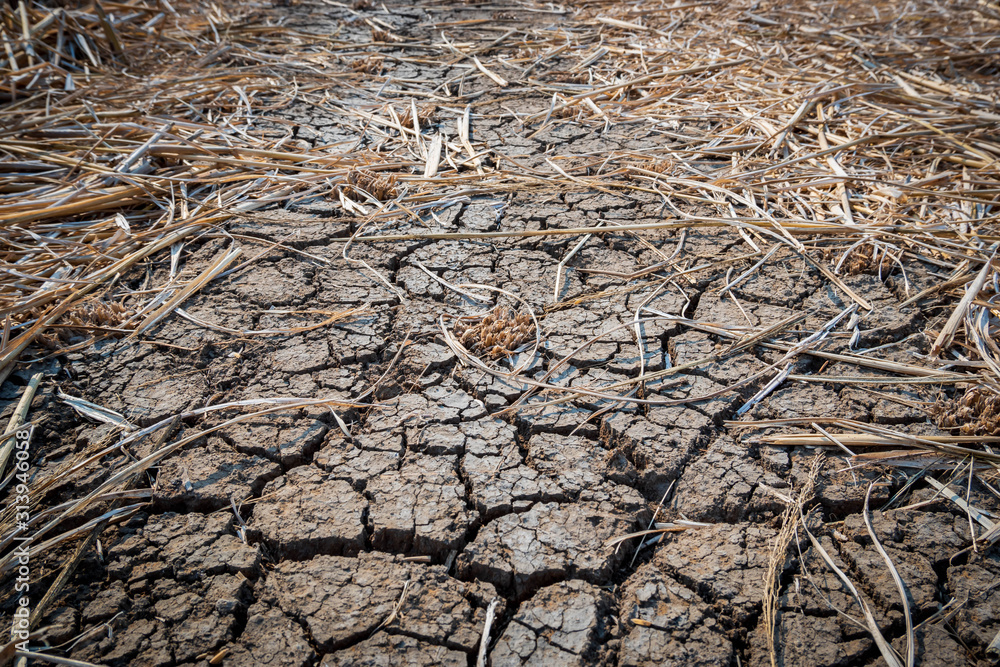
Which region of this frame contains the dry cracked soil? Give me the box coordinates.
[1,1,998,666]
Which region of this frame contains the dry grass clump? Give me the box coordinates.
[347,169,398,202]
[547,71,590,84]
[371,27,402,43]
[350,55,385,73]
[399,103,437,128]
[838,245,895,276]
[453,308,534,358]
[763,455,823,667]
[36,300,133,348]
[66,301,131,329]
[934,386,1000,436]
[623,159,673,179]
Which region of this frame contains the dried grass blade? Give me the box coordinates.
[0,372,42,479]
[736,364,790,416]
[799,506,903,667]
[457,105,481,171]
[764,455,822,667]
[424,133,442,178]
[864,483,914,667]
[14,649,104,667]
[56,390,133,431]
[925,477,996,531]
[931,251,995,357]
[475,598,499,667]
[92,0,124,58]
[472,55,507,87]
[130,246,242,337]
[526,58,752,122]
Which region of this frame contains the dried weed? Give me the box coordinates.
[453,308,535,359]
[934,386,1000,436]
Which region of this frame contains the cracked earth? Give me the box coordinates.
[2,0,999,665]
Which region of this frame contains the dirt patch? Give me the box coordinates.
[493,580,616,666]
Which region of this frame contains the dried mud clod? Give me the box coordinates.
[452,308,534,359]
[933,385,1000,435]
